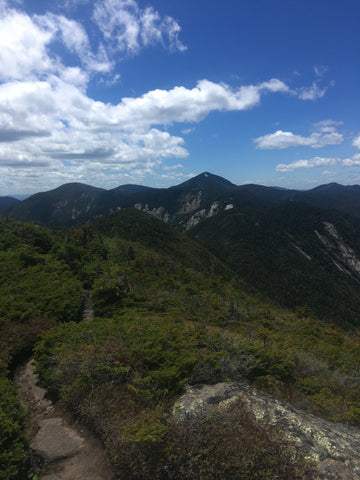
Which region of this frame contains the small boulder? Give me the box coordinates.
[31,417,84,471]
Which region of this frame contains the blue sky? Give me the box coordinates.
[0,0,359,194]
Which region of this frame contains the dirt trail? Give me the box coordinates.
[14,358,114,480]
[13,293,114,480]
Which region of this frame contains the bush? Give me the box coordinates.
[113,399,315,480]
[0,373,28,480]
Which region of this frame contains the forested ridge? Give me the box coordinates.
[188,202,360,327]
[2,209,360,479]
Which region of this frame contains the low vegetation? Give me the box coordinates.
[2,209,360,478]
[0,216,82,479]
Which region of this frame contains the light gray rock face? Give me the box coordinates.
[173,382,360,480]
[31,417,84,469]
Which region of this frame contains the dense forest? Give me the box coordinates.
[2,209,360,479]
[188,202,360,327]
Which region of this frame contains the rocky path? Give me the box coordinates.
[82,289,94,322]
[13,292,114,480]
[14,359,114,480]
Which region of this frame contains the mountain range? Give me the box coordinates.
[4,172,360,327]
[5,172,360,228]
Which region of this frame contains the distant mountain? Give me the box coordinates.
[237,182,360,218]
[175,171,237,189]
[109,184,152,193]
[0,196,19,213]
[6,172,242,227]
[297,183,360,217]
[188,202,360,327]
[7,183,107,225]
[6,173,360,232]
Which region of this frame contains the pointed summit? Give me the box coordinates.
[174,172,237,189]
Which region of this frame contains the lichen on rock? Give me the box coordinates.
[173,381,360,479]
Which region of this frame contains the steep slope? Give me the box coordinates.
[32,208,360,478]
[8,183,107,225]
[4,209,360,478]
[88,208,235,280]
[97,172,240,228]
[129,172,239,228]
[188,202,360,327]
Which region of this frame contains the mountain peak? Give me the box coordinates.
[175,172,237,189]
[310,182,344,192]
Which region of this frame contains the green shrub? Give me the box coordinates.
[0,373,28,480]
[113,399,315,480]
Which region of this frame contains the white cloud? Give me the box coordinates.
[254,129,343,150]
[182,127,195,134]
[353,135,360,150]
[259,78,291,93]
[92,0,186,55]
[0,0,184,86]
[113,79,291,128]
[0,5,112,84]
[314,65,329,77]
[59,0,89,10]
[298,81,327,101]
[0,9,54,81]
[313,120,343,133]
[276,154,360,172]
[0,72,294,192]
[276,157,342,172]
[342,156,360,167]
[163,163,183,171]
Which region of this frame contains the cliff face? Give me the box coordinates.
[173,382,360,480]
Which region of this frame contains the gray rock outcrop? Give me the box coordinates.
[173,382,360,480]
[31,418,84,470]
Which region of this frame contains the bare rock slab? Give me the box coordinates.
[173,382,360,480]
[31,417,84,470]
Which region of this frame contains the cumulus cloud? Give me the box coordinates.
[0,6,111,84]
[0,9,55,81]
[254,128,343,150]
[112,79,291,127]
[274,130,360,172]
[0,72,295,191]
[342,157,360,167]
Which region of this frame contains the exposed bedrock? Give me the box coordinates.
[173,382,360,480]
